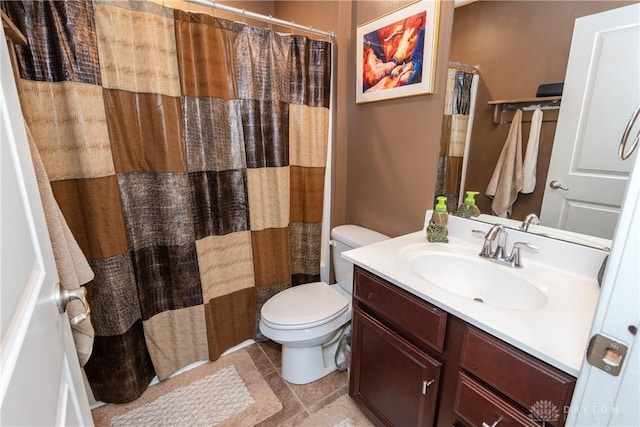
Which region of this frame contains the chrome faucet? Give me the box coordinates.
[479,224,508,260]
[520,213,540,231]
[476,224,539,268]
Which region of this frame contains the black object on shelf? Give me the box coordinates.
[536,83,564,97]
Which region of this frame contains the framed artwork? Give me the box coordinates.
[356,0,440,103]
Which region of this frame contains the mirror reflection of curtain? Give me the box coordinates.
[3,0,332,404]
[435,66,478,209]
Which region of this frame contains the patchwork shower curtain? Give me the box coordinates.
[3,0,331,403]
[435,67,476,209]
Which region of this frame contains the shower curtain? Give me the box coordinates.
[436,67,476,209]
[3,0,332,403]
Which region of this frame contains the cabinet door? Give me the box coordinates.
[350,307,441,427]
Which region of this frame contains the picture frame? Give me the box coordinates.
[356,0,440,103]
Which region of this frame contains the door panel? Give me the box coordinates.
[577,27,638,175]
[540,5,640,239]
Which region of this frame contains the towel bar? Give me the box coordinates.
[488,96,562,124]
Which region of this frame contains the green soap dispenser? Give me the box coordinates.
[427,196,449,243]
[456,191,481,218]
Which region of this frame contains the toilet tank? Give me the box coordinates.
[331,225,389,295]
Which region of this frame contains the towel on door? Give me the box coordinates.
[25,123,95,366]
[521,108,543,194]
[486,109,524,217]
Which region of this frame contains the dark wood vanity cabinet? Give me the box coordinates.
[349,266,577,427]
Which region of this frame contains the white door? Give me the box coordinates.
[539,4,640,240]
[0,29,93,426]
[568,153,639,426]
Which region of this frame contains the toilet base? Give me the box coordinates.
[281,329,343,384]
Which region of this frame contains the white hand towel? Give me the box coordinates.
[521,108,543,194]
[486,109,524,217]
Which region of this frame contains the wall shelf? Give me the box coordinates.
[488,96,562,124]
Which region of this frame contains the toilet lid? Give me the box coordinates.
[261,282,350,328]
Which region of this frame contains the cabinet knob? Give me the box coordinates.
[421,378,435,395]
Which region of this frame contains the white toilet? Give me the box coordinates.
[259,225,389,384]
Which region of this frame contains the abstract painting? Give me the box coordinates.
[356,0,440,103]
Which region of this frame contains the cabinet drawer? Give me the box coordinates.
[454,372,538,427]
[354,267,447,352]
[460,326,575,422]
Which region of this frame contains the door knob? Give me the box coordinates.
[54,283,91,325]
[549,180,569,190]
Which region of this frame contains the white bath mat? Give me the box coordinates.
[111,365,252,426]
[92,349,282,427]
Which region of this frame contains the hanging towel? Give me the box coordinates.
[25,123,95,366]
[486,109,524,217]
[521,108,543,194]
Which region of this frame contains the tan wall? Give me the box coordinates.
[346,0,455,237]
[451,1,634,220]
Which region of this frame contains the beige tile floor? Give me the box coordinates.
[92,339,364,426]
[247,340,357,426]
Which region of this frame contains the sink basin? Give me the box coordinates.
[410,253,548,311]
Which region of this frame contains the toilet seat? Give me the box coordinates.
[261,282,350,330]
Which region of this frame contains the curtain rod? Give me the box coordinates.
[182,0,335,39]
[449,61,479,73]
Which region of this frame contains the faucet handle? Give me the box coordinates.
[507,242,539,268]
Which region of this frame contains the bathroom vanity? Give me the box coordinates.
[343,214,606,427]
[351,266,575,426]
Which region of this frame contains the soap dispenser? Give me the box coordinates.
[427,196,449,243]
[455,191,481,219]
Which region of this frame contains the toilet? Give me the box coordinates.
[259,225,389,384]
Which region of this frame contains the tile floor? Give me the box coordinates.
[246,340,358,426]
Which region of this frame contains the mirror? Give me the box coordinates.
[444,0,637,247]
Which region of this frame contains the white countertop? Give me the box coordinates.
[342,215,605,376]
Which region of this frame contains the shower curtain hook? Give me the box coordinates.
[211,0,216,18]
[242,9,246,24]
[268,15,273,31]
[290,21,295,36]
